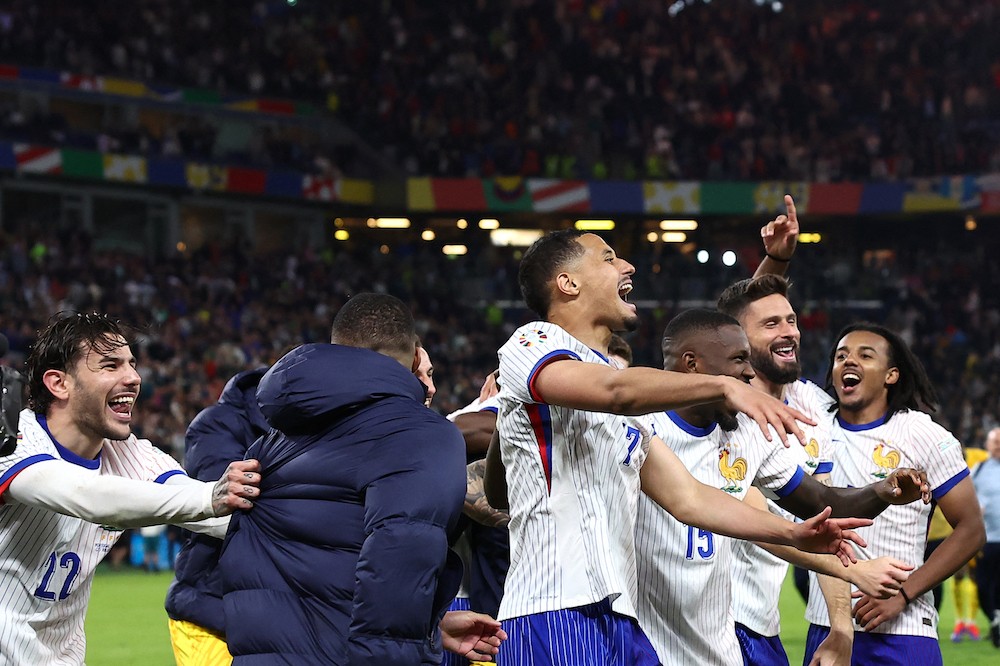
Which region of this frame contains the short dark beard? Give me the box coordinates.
[750,345,801,385]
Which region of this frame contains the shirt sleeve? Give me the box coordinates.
[0,410,58,498]
[909,416,969,500]
[499,324,583,404]
[742,423,805,497]
[6,458,215,529]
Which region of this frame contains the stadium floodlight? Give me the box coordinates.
[421,230,436,241]
[442,244,468,256]
[374,217,410,229]
[478,219,500,229]
[697,250,710,264]
[574,220,616,231]
[491,229,544,247]
[722,250,737,266]
[659,219,698,231]
[457,219,469,229]
[334,230,349,241]
[661,232,687,243]
[646,232,659,243]
[798,232,822,244]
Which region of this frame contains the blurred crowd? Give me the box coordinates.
[2,0,1000,181]
[0,223,998,465]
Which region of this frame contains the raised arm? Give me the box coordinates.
[752,194,799,278]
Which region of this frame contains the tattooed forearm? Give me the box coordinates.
[464,459,510,528]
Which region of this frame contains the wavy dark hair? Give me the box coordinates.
[826,322,938,417]
[26,312,134,414]
[717,274,791,320]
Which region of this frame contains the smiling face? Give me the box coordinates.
[568,234,639,333]
[62,335,141,442]
[831,330,898,423]
[740,293,801,385]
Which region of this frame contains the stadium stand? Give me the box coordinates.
[1,0,998,180]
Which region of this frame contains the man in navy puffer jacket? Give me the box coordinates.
[164,367,269,663]
[220,293,481,665]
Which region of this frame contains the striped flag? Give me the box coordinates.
[14,145,62,174]
[528,179,590,212]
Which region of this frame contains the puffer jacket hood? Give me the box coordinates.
[257,343,426,432]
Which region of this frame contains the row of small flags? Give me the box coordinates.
[2,142,999,215]
[0,143,369,203]
[0,65,316,117]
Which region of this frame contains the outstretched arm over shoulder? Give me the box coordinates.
[6,457,260,529]
[533,357,813,445]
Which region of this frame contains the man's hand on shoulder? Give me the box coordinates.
[211,459,261,515]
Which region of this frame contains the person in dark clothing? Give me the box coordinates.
[165,367,270,665]
[220,293,505,665]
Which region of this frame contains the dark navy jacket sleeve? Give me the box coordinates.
[347,420,466,665]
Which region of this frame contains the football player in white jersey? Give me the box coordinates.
[0,312,261,666]
[636,309,924,666]
[719,272,882,665]
[489,230,874,666]
[802,323,986,666]
[720,195,884,666]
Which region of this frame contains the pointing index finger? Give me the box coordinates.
[784,194,797,223]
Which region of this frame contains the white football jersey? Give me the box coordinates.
[496,321,654,621]
[0,410,184,665]
[730,379,835,636]
[804,410,970,638]
[635,410,805,665]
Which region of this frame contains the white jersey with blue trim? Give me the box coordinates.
[635,410,806,665]
[730,378,836,636]
[804,409,970,638]
[496,321,653,621]
[0,409,184,665]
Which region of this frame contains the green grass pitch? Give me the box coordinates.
[84,567,998,664]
